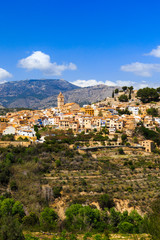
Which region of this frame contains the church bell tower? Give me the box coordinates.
[57,92,64,110]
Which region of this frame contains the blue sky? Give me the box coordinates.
[1,0,160,88]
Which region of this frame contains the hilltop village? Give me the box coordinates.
[0,86,160,239]
[0,87,160,152]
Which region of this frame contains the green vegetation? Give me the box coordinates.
[118,148,124,154]
[0,216,25,240]
[122,86,128,92]
[34,125,41,140]
[1,134,15,141]
[137,87,159,103]
[118,95,128,102]
[135,125,160,145]
[145,197,160,240]
[99,194,114,210]
[118,108,131,115]
[0,129,159,239]
[40,207,58,231]
[146,107,159,117]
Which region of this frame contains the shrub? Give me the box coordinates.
[40,207,58,231]
[115,89,119,94]
[118,148,124,154]
[0,216,25,240]
[0,198,25,221]
[53,186,62,198]
[118,221,134,233]
[1,134,15,141]
[10,180,18,191]
[65,204,103,231]
[22,212,39,227]
[121,134,127,142]
[133,137,138,143]
[25,235,39,240]
[55,159,61,167]
[135,126,160,145]
[119,94,128,102]
[146,108,159,117]
[137,87,159,103]
[99,194,114,210]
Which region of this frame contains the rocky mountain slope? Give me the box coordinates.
[0,79,116,109]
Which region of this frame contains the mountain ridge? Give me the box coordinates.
[0,79,117,109]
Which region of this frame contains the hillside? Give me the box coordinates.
[0,79,79,109]
[0,130,157,239]
[0,79,116,109]
[38,84,116,109]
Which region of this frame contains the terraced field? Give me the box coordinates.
[42,148,160,214]
[25,232,151,240]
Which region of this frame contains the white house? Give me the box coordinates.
[16,127,36,138]
[3,126,16,135]
[128,106,139,115]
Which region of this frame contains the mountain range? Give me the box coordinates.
[0,79,117,109]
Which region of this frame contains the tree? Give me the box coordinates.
[0,216,25,240]
[137,87,159,103]
[65,204,103,231]
[121,134,127,143]
[53,186,62,198]
[40,207,58,231]
[145,197,160,240]
[34,125,41,140]
[115,89,119,94]
[128,86,134,93]
[99,194,114,210]
[135,126,160,145]
[118,108,131,115]
[22,212,39,227]
[157,87,160,93]
[1,134,15,141]
[0,198,25,221]
[109,208,121,231]
[146,107,159,117]
[33,125,38,132]
[112,91,114,98]
[122,86,127,92]
[36,132,41,140]
[118,94,128,102]
[118,148,124,154]
[118,222,134,233]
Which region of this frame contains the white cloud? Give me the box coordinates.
[104,80,117,86]
[72,79,104,87]
[145,45,160,57]
[72,79,136,88]
[18,51,77,76]
[73,79,130,88]
[115,80,135,86]
[138,83,149,88]
[103,80,135,87]
[104,80,146,89]
[0,68,12,81]
[121,62,160,77]
[71,79,151,89]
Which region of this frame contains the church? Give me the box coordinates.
[57,92,80,113]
